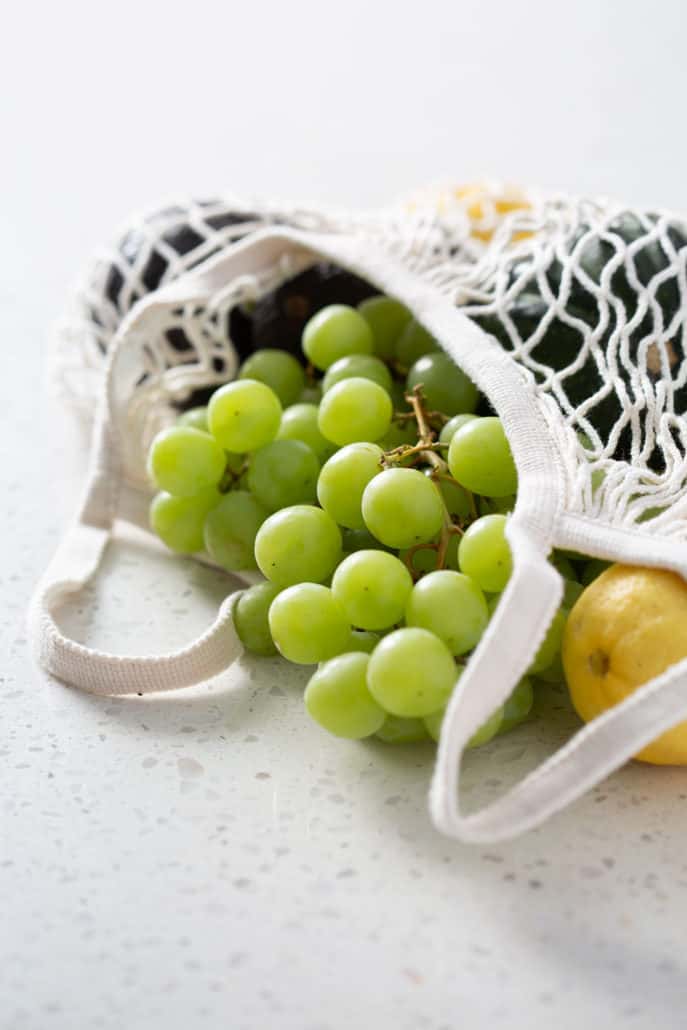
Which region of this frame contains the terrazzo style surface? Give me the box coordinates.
[6,4,687,1017]
[3,316,687,1030]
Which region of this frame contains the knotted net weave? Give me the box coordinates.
[37,184,687,842]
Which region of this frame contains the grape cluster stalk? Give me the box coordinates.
[147,295,599,746]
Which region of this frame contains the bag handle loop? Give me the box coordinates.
[30,224,687,845]
[428,518,687,842]
[28,233,318,693]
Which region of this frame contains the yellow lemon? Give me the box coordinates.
[405,183,531,243]
[562,563,687,765]
[453,183,531,241]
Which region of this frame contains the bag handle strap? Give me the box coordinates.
[32,221,687,841]
[430,523,687,842]
[28,321,243,694]
[28,520,243,695]
[29,232,320,694]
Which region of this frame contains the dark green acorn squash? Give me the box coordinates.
[469,212,687,464]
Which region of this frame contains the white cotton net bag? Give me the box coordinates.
[30,185,687,844]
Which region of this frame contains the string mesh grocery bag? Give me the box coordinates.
[29,185,687,844]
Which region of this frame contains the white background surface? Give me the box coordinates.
[3,2,687,1027]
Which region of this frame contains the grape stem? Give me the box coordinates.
[388,386,467,577]
[382,439,445,464]
[405,386,448,473]
[393,409,449,428]
[407,389,478,520]
[403,541,440,579]
[219,459,248,493]
[382,388,449,472]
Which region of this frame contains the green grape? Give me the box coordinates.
[341,526,389,555]
[366,627,457,717]
[375,715,431,744]
[536,651,565,684]
[551,553,577,581]
[448,417,517,497]
[238,349,305,407]
[562,579,584,610]
[421,666,457,743]
[357,295,411,360]
[268,583,350,664]
[331,550,413,631]
[149,488,220,553]
[476,497,490,517]
[302,304,374,370]
[322,354,393,395]
[317,628,380,661]
[318,377,392,446]
[399,535,460,576]
[317,442,383,530]
[498,677,534,734]
[176,406,209,432]
[486,592,501,617]
[478,494,517,516]
[439,413,478,445]
[422,707,445,742]
[254,504,342,587]
[405,570,488,656]
[247,439,319,512]
[581,558,611,585]
[528,608,567,675]
[468,707,504,746]
[362,468,445,549]
[591,467,606,493]
[346,629,380,654]
[147,426,226,497]
[389,381,412,412]
[208,379,282,453]
[394,319,439,369]
[234,582,281,656]
[224,450,246,476]
[425,697,503,747]
[304,652,386,738]
[277,402,337,463]
[203,491,269,571]
[398,545,436,576]
[406,352,478,416]
[557,548,587,563]
[458,514,512,592]
[376,418,417,453]
[298,383,323,405]
[497,496,517,514]
[636,505,665,524]
[431,473,471,522]
[579,432,606,492]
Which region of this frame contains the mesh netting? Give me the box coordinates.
[52,198,275,410]
[52,185,687,538]
[51,190,482,485]
[38,184,687,840]
[423,197,687,538]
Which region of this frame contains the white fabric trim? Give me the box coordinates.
[30,224,687,842]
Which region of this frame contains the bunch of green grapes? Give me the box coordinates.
[148,295,592,747]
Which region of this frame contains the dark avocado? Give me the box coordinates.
[246,262,378,356]
[180,263,378,410]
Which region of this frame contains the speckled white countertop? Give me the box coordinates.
[5,304,687,1030]
[5,2,687,1026]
